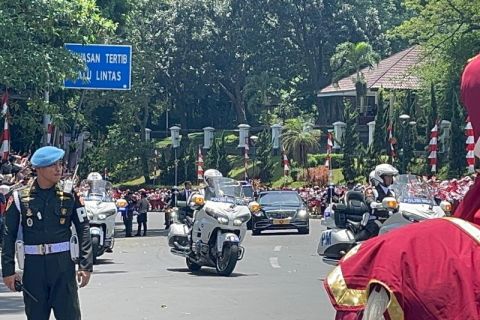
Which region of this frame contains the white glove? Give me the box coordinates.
[370,202,381,209]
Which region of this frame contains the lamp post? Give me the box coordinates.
[399,114,411,173]
[250,135,258,178]
[170,126,181,187]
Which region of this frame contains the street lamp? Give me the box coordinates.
[399,114,411,173]
[250,135,259,178]
[170,126,181,187]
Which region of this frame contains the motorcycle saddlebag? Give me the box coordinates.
[333,204,347,229]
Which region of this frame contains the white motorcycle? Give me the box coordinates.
[168,177,252,276]
[81,179,117,264]
[318,175,448,265]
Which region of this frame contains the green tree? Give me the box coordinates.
[330,42,380,110]
[372,89,387,155]
[447,99,466,178]
[204,136,218,171]
[282,118,322,170]
[255,130,276,182]
[342,100,362,182]
[217,136,232,177]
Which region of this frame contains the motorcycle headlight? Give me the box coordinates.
[87,211,94,220]
[233,213,251,226]
[297,209,308,218]
[205,207,229,224]
[98,214,107,220]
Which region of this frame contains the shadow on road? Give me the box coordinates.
[252,231,303,236]
[93,270,128,275]
[166,267,256,278]
[114,228,169,239]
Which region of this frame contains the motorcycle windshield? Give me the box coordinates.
[392,174,436,206]
[205,177,245,204]
[80,179,114,202]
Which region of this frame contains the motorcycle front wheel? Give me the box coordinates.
[186,257,202,272]
[216,243,239,276]
[91,235,100,264]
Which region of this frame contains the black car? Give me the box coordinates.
[251,190,309,235]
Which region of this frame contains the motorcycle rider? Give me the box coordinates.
[355,163,398,241]
[202,169,223,200]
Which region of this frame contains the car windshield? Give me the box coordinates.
[258,192,301,206]
[392,174,436,206]
[205,177,245,204]
[79,179,114,202]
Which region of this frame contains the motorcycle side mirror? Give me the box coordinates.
[361,212,370,227]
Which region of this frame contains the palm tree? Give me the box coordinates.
[330,42,380,111]
[282,118,322,170]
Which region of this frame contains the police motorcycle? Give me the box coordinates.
[80,172,117,264]
[168,175,252,276]
[318,174,447,265]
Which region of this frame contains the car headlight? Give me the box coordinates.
[297,209,308,218]
[233,213,251,226]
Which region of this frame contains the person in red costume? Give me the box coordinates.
[324,54,480,320]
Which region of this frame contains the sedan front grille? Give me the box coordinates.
[265,210,296,219]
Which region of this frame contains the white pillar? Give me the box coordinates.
[203,127,215,149]
[332,121,346,149]
[145,128,152,142]
[237,124,250,148]
[367,121,376,146]
[271,124,282,150]
[170,126,181,148]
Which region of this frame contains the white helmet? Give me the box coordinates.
[87,172,103,181]
[204,169,222,187]
[373,164,398,186]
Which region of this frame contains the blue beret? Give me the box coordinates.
[31,146,65,168]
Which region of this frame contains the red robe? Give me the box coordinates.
[324,218,480,320]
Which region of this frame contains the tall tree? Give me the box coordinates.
[372,89,387,155]
[255,130,276,182]
[330,42,380,110]
[342,100,362,182]
[282,118,322,169]
[447,100,466,178]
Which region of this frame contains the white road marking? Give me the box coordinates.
[274,245,282,252]
[269,257,281,268]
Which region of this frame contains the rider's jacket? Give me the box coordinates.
[365,185,395,218]
[324,217,480,320]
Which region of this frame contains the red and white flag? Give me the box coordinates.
[428,123,438,173]
[387,123,396,158]
[196,146,204,180]
[282,145,290,175]
[466,118,475,173]
[1,94,9,161]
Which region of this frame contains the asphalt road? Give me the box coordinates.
[0,213,337,320]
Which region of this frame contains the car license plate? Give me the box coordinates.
[273,218,289,225]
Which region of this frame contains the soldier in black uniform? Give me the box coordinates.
[1,146,92,320]
[355,163,399,241]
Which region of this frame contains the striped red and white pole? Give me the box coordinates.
[387,123,396,158]
[282,145,290,176]
[466,119,475,173]
[244,137,249,180]
[1,93,9,161]
[197,146,204,180]
[2,119,9,161]
[428,123,438,173]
